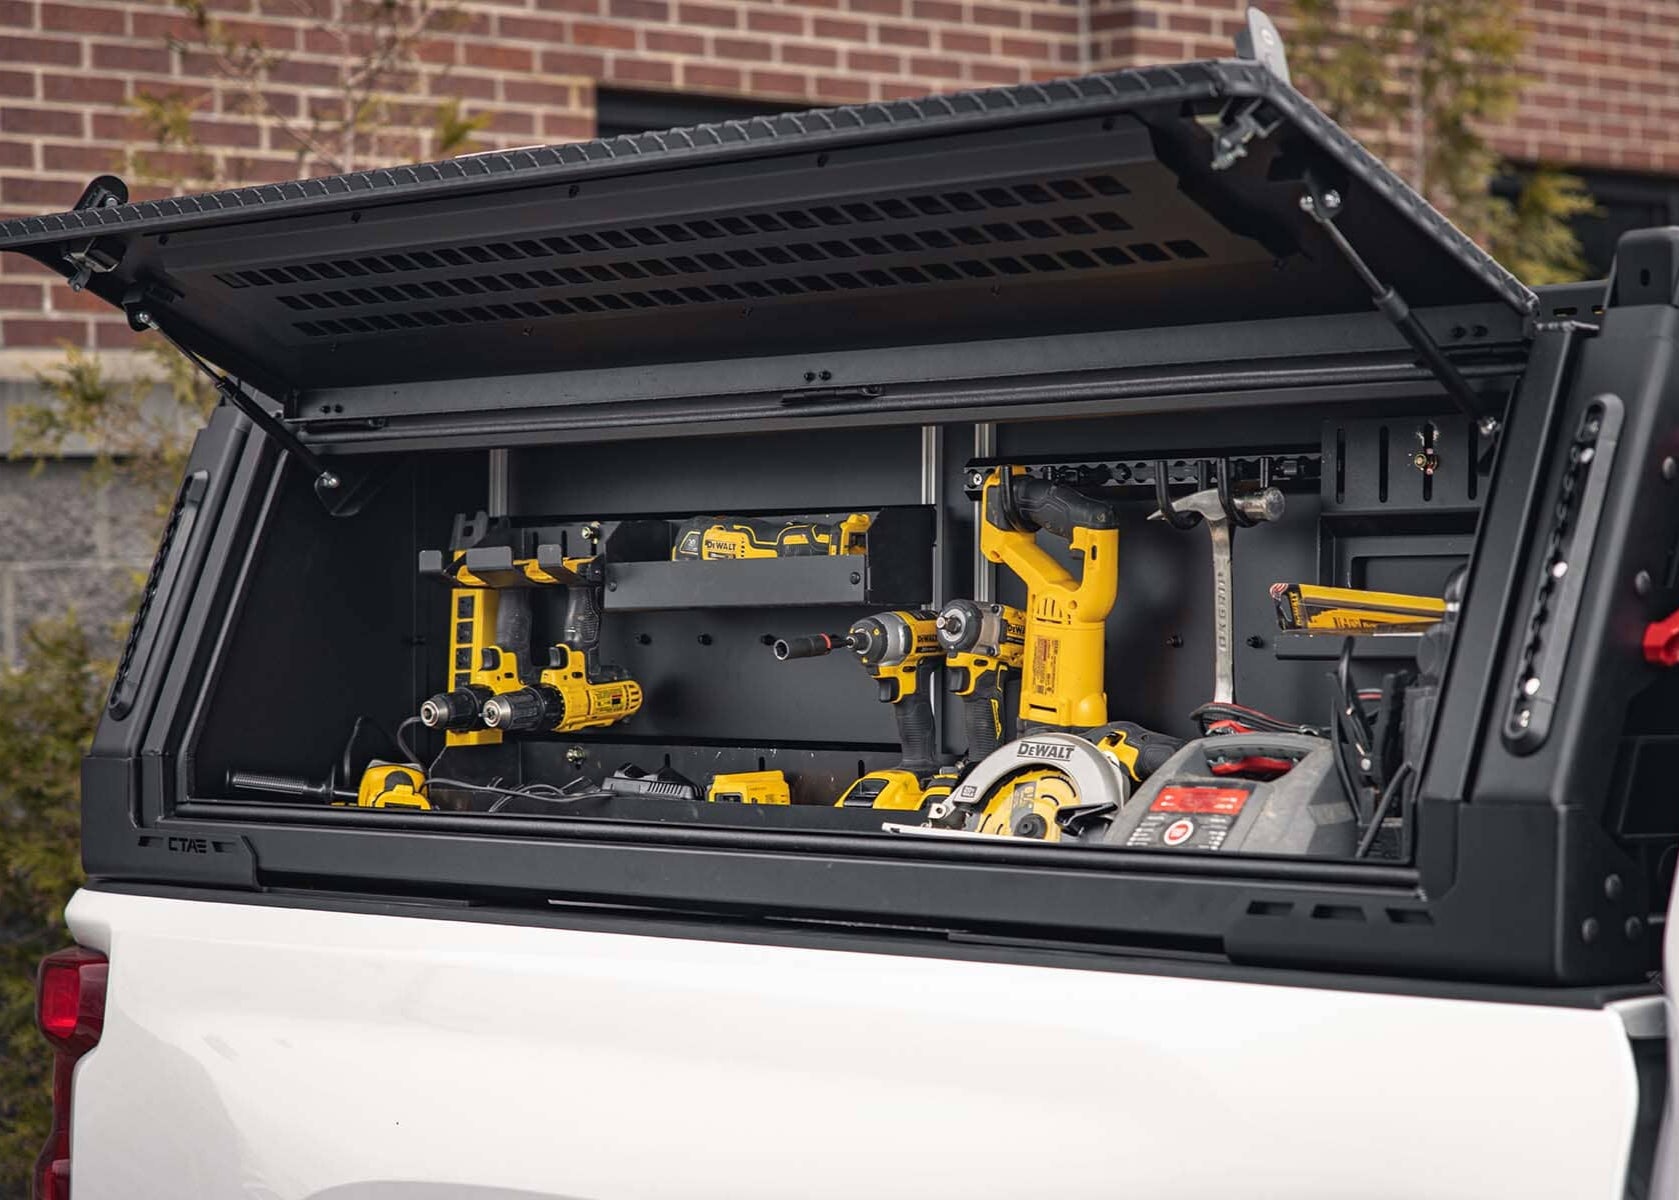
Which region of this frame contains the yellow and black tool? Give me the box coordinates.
[937,598,1025,760]
[672,513,871,560]
[419,528,642,743]
[774,610,943,808]
[978,466,1119,731]
[707,770,792,805]
[1271,582,1446,634]
[418,548,578,747]
[1091,721,1184,785]
[226,760,431,810]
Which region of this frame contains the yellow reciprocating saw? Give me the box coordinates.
[672,513,871,560]
[978,466,1119,731]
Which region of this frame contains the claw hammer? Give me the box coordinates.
[1151,485,1284,704]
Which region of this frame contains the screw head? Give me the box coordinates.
[1166,634,1184,649]
[1664,456,1678,483]
[1322,189,1342,210]
[1605,873,1624,901]
[1635,570,1653,597]
[1626,916,1644,941]
[1298,194,1315,213]
[1581,917,1601,944]
[848,571,862,585]
[1246,634,1265,649]
[565,745,587,766]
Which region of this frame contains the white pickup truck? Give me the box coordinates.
[14,48,1677,1200]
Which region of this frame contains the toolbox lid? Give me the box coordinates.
[0,60,1535,397]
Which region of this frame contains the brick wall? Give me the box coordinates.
[2,0,1677,354]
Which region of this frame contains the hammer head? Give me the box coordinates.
[1151,485,1285,525]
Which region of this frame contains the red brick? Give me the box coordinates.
[503,78,580,106]
[813,15,867,39]
[613,55,675,84]
[847,49,901,73]
[847,0,902,15]
[748,68,809,96]
[533,0,601,12]
[910,0,960,21]
[814,73,872,102]
[782,41,839,67]
[878,22,931,47]
[42,71,123,102]
[1,106,82,136]
[41,1,120,32]
[908,54,962,77]
[0,0,34,25]
[463,41,533,70]
[497,14,568,40]
[0,68,35,96]
[541,48,606,74]
[0,281,44,309]
[41,142,118,172]
[682,62,743,91]
[93,320,142,349]
[4,316,89,347]
[0,139,30,168]
[609,0,668,18]
[713,36,772,61]
[571,19,636,46]
[940,28,992,54]
[0,33,80,64]
[644,28,704,53]
[676,1,736,27]
[747,9,803,34]
[542,111,594,140]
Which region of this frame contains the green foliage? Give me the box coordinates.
[13,343,217,517]
[1288,0,1595,285]
[132,0,478,183]
[0,617,105,1198]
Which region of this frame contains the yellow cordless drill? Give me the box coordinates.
[978,466,1120,731]
[672,513,871,560]
[477,555,642,736]
[420,542,641,743]
[774,610,942,809]
[936,599,1025,760]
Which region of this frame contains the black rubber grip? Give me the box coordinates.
[227,770,337,801]
[962,667,1006,760]
[1012,476,1117,537]
[893,662,941,778]
[773,633,846,660]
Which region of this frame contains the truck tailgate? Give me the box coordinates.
[66,887,1641,1200]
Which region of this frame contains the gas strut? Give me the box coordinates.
[1298,182,1500,440]
[132,306,350,502]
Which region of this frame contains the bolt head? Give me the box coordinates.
[1298,194,1315,213]
[1322,189,1342,210]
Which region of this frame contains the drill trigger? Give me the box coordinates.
[876,677,901,704]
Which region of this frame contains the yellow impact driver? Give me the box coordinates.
[936,599,1025,760]
[978,466,1119,731]
[774,610,942,809]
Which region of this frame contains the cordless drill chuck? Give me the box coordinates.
[481,685,566,733]
[419,685,494,731]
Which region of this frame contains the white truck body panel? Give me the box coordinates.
[66,888,1643,1200]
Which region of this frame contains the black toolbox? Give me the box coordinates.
[7,57,1678,988]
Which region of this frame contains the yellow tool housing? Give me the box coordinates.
[979,468,1118,730]
[708,770,791,805]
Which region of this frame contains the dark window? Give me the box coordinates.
[1499,168,1679,279]
[595,89,800,140]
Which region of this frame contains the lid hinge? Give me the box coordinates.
[1209,97,1282,171]
[1298,180,1501,449]
[61,174,129,291]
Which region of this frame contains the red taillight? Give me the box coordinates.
[33,946,107,1200]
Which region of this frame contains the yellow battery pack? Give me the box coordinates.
[1271,582,1446,633]
[707,770,791,805]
